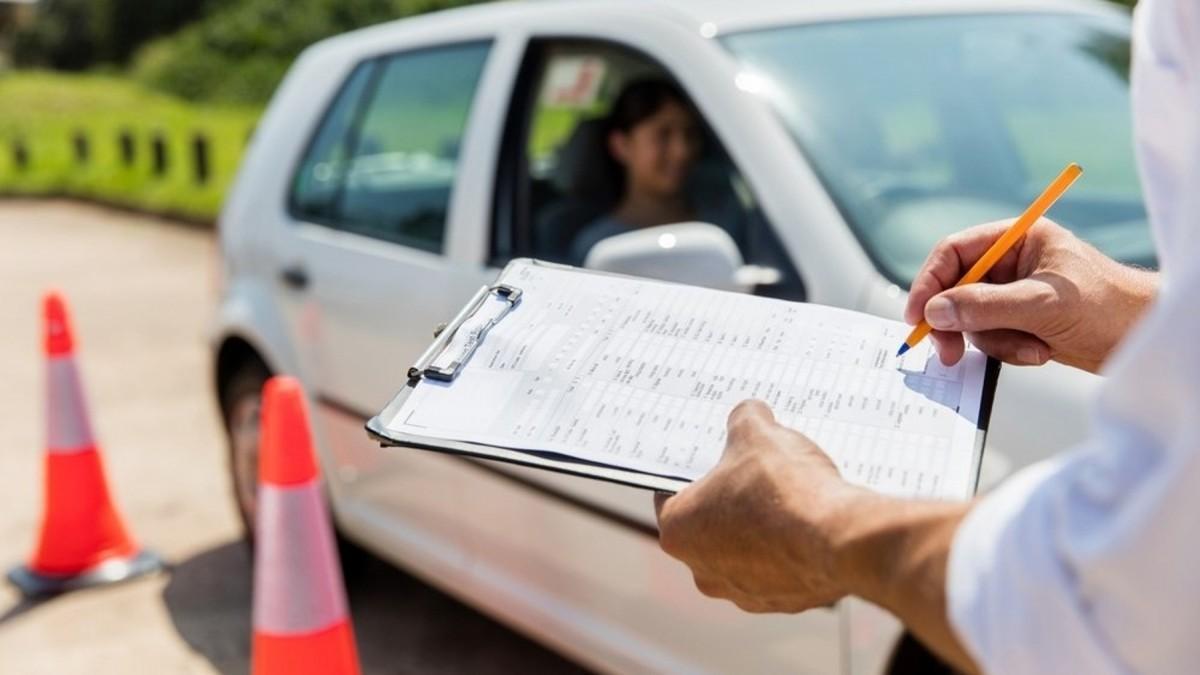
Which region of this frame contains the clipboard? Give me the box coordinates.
[366,259,1002,495]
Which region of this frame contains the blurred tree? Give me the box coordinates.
[11,0,94,69]
[91,0,226,64]
[12,0,220,69]
[132,0,482,103]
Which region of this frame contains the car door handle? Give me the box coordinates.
[734,264,783,287]
[279,264,310,291]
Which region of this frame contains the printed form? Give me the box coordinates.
[383,261,990,500]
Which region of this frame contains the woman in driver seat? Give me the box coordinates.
[569,79,705,265]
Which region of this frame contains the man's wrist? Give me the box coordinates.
[1098,261,1159,366]
[820,491,979,672]
[823,490,970,612]
[814,486,900,606]
[1122,266,1159,314]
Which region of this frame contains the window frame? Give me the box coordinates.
[489,36,806,300]
[286,58,380,229]
[286,39,495,255]
[488,39,546,266]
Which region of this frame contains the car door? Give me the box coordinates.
[275,41,497,540]
[487,35,810,540]
[455,35,843,673]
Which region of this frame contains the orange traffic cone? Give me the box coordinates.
[7,291,163,597]
[252,376,360,675]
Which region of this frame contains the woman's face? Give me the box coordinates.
[609,100,701,198]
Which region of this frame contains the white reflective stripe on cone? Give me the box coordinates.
[46,357,95,453]
[253,481,349,635]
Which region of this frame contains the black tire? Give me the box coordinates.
[217,359,371,576]
[219,360,270,547]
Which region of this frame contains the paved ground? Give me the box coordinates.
[0,200,587,674]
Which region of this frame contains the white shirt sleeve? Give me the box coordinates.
[947,0,1200,672]
[948,379,1200,674]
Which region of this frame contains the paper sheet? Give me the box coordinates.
[384,261,990,500]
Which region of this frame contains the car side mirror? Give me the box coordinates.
[582,222,779,292]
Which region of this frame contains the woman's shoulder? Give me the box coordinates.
[569,214,634,265]
[581,214,633,240]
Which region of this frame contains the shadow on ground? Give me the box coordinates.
[162,540,591,675]
[0,594,41,627]
[160,542,252,673]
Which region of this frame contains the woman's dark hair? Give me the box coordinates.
[596,78,698,203]
[606,78,694,134]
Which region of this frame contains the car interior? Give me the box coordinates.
[494,40,806,300]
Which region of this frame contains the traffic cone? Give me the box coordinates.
[7,291,164,597]
[252,376,360,675]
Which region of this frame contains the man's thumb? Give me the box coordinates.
[924,279,1052,333]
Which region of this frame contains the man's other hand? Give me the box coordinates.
[654,400,863,613]
[905,219,1157,373]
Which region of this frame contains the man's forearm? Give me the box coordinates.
[827,492,978,673]
[1078,262,1159,373]
[1107,264,1159,338]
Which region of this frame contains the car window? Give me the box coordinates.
[724,14,1152,285]
[493,40,805,300]
[291,61,377,222]
[290,42,491,252]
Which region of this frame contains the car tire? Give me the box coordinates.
[220,360,269,546]
[218,359,371,576]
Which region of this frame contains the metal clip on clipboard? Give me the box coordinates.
[406,283,523,382]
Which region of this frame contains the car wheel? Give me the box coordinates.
[218,360,371,575]
[220,361,270,543]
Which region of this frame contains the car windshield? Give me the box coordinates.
[723,13,1154,286]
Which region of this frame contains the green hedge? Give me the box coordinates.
[0,2,482,220]
[0,72,259,222]
[132,0,483,104]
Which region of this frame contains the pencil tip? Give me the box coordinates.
[896,344,910,357]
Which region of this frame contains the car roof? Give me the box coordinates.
[604,0,1127,35]
[311,0,1127,61]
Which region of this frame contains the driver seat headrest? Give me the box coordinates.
[550,117,619,204]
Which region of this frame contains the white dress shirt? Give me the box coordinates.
[947,0,1200,672]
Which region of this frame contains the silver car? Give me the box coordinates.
[212,1,1149,671]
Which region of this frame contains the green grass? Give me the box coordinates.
[0,71,261,222]
[0,70,612,222]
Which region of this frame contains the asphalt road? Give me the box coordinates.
[0,200,588,674]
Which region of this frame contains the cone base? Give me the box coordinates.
[7,549,166,598]
[253,621,360,675]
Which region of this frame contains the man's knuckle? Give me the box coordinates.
[733,597,769,614]
[1033,284,1058,306]
[694,575,723,598]
[973,284,1020,316]
[929,244,958,273]
[726,418,750,444]
[1035,216,1062,234]
[732,399,767,419]
[728,412,762,441]
[1026,284,1061,315]
[659,530,685,559]
[657,514,685,555]
[943,231,970,250]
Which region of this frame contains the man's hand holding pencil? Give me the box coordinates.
[905,218,1158,373]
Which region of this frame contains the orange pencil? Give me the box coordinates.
[897,163,1083,357]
